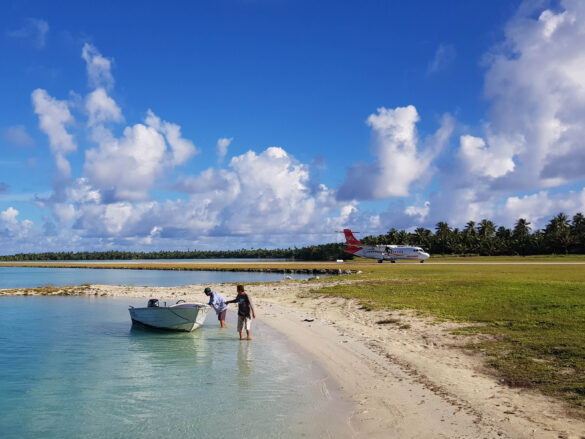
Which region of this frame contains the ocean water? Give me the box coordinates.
[0,296,353,438]
[0,266,321,289]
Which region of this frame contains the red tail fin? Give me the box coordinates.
[343,229,361,246]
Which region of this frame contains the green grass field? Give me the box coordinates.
[317,261,585,412]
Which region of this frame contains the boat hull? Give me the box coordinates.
[129,303,210,332]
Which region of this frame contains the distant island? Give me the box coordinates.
[0,243,350,262]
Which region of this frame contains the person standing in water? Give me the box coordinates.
[204,287,228,328]
[226,284,256,340]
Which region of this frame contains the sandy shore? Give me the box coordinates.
[4,280,585,438]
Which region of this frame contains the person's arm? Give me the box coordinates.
[248,296,256,318]
[225,297,236,304]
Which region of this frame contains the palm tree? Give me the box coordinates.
[477,219,497,255]
[464,221,476,236]
[512,218,532,256]
[545,212,574,254]
[435,222,451,254]
[462,220,479,254]
[412,227,432,250]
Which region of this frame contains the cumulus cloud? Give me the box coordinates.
[217,137,233,163]
[502,188,585,229]
[458,134,515,178]
[145,110,198,165]
[481,0,585,187]
[174,147,349,236]
[84,122,167,201]
[0,207,35,241]
[416,0,585,229]
[6,18,49,48]
[53,203,77,224]
[337,106,453,201]
[82,43,114,90]
[31,88,76,176]
[82,109,198,202]
[73,146,356,243]
[3,125,35,147]
[86,88,123,126]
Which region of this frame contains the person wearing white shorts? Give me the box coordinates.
[226,284,256,340]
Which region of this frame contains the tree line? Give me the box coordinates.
[2,212,584,261]
[361,212,585,256]
[0,243,350,262]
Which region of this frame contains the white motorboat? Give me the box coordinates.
[129,299,211,331]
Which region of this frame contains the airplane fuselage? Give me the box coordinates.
[347,244,430,263]
[342,229,430,263]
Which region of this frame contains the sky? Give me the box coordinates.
[1,0,585,254]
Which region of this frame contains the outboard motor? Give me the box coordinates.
[147,298,159,308]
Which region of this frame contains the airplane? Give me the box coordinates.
[342,229,430,263]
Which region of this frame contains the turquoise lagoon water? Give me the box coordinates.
[0,296,353,438]
[0,266,318,289]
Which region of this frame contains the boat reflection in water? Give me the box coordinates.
[129,299,211,331]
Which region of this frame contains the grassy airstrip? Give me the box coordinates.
[2,256,585,412]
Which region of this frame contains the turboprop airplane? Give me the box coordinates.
[342,229,430,263]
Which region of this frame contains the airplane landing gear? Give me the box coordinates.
[420,260,424,263]
[378,260,383,263]
[390,260,396,263]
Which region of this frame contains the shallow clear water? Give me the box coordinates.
[0,266,318,289]
[0,296,352,438]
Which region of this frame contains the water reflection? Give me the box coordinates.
[237,341,253,382]
[127,326,211,368]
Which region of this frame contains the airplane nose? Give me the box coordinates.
[421,252,430,259]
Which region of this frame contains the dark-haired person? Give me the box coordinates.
[226,284,255,340]
[204,287,228,328]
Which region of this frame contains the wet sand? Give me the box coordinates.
[4,280,585,438]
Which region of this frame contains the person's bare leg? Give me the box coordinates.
[239,331,243,340]
[246,329,252,340]
[220,320,226,328]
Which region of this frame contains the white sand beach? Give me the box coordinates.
[5,280,585,438]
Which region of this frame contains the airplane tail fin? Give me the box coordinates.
[343,229,362,246]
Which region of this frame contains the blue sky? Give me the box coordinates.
[1,0,585,254]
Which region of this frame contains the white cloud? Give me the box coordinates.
[84,122,168,201]
[145,110,198,165]
[86,88,123,126]
[337,106,453,201]
[417,0,585,230]
[82,43,114,90]
[458,134,515,178]
[53,203,77,224]
[0,207,19,223]
[31,88,76,176]
[503,188,585,229]
[83,109,198,202]
[6,18,49,48]
[405,200,430,221]
[0,207,35,241]
[481,0,585,187]
[222,147,323,233]
[72,146,355,241]
[217,137,233,163]
[3,125,35,147]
